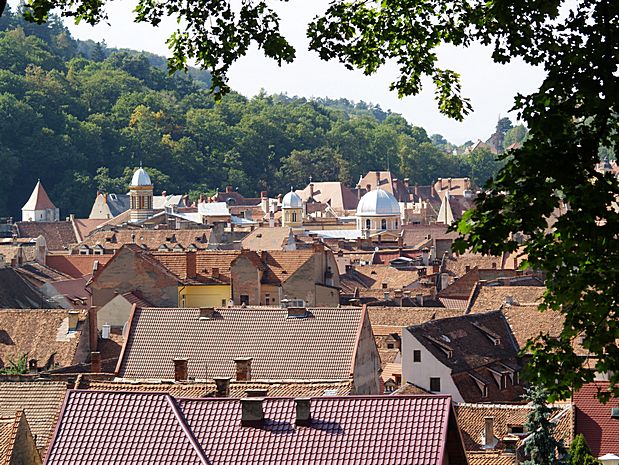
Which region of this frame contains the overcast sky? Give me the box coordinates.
[10,0,546,145]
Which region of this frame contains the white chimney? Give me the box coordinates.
[483,416,496,448]
[101,323,111,339]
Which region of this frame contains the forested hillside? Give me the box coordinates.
[0,6,506,218]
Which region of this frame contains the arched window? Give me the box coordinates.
[365,219,371,230]
[381,219,387,230]
[395,220,398,228]
[292,212,297,222]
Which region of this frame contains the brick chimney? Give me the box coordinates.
[234,357,252,381]
[312,241,324,253]
[90,352,101,373]
[186,251,197,279]
[173,358,189,382]
[309,183,315,198]
[448,178,452,190]
[28,359,38,374]
[483,417,495,448]
[260,191,268,199]
[213,377,231,397]
[226,185,233,193]
[375,171,381,187]
[295,398,311,426]
[241,398,264,426]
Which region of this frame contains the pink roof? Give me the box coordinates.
[46,391,461,465]
[574,382,619,457]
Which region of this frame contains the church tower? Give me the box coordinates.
[129,167,154,223]
[281,188,303,227]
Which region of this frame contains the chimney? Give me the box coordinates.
[211,267,220,279]
[161,190,167,197]
[260,191,268,199]
[312,241,323,253]
[404,178,410,188]
[416,294,424,306]
[440,273,449,290]
[186,251,197,278]
[513,257,518,268]
[226,185,233,193]
[375,171,381,187]
[234,357,252,381]
[309,183,314,197]
[465,265,471,273]
[245,389,268,397]
[241,398,264,426]
[483,417,495,448]
[213,377,231,397]
[28,359,38,374]
[91,352,101,373]
[295,398,311,426]
[68,310,80,332]
[199,307,215,319]
[173,358,189,382]
[448,178,452,190]
[421,248,430,266]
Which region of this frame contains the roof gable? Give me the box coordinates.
[118,306,364,380]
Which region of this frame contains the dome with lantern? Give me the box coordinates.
[282,189,303,209]
[131,167,152,187]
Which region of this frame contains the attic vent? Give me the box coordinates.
[287,307,308,318]
[611,408,619,418]
[199,307,215,319]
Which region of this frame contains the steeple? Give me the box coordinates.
[22,180,60,222]
[129,167,154,223]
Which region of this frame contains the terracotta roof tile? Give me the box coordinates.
[15,222,77,252]
[501,306,564,351]
[0,381,68,452]
[574,382,619,457]
[0,268,57,309]
[393,383,431,395]
[0,412,20,464]
[261,250,315,284]
[368,307,464,327]
[466,451,517,465]
[77,229,211,252]
[72,219,106,241]
[241,227,294,251]
[343,265,419,290]
[78,378,354,398]
[46,391,458,465]
[45,254,112,279]
[118,307,364,381]
[0,309,87,369]
[470,286,546,313]
[151,250,245,284]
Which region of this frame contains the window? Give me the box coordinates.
[382,282,388,289]
[292,212,297,222]
[221,299,227,307]
[413,350,421,362]
[387,343,395,349]
[265,297,270,305]
[240,295,249,305]
[381,219,387,230]
[430,377,441,392]
[482,384,488,398]
[395,220,398,228]
[509,425,525,434]
[365,219,371,229]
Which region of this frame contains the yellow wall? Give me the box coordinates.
[179,285,231,308]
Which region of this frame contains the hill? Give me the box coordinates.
[0,5,501,218]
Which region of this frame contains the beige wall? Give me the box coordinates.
[352,312,382,394]
[90,247,178,307]
[231,255,261,305]
[97,294,133,330]
[280,250,341,307]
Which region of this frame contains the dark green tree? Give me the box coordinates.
[568,434,601,465]
[523,386,567,465]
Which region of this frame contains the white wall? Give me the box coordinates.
[401,328,464,403]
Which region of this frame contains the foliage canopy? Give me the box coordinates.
[6,0,619,398]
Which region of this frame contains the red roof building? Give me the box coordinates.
[574,382,619,459]
[45,391,468,465]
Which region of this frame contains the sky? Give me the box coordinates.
[10,0,546,145]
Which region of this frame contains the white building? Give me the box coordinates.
[355,187,401,238]
[281,188,303,227]
[22,180,60,222]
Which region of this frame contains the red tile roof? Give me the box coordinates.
[46,254,112,279]
[15,222,78,252]
[117,307,365,381]
[261,250,315,284]
[574,382,619,457]
[46,392,460,465]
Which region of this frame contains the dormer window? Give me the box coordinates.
[78,245,90,255]
[472,321,502,345]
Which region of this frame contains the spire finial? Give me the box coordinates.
[290,186,294,192]
[309,175,313,184]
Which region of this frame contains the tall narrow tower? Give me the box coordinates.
[129,167,154,223]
